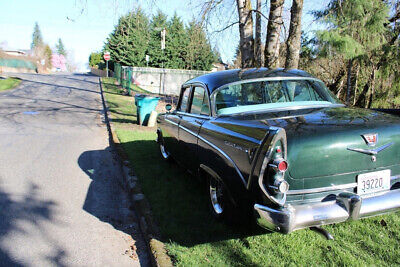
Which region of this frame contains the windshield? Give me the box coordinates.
[214,79,341,115]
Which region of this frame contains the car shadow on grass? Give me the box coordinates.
[118,138,268,248]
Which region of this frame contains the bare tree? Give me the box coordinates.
[265,0,284,68]
[236,0,254,68]
[254,0,263,67]
[285,0,303,69]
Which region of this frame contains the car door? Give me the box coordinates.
[178,85,211,173]
[163,86,191,159]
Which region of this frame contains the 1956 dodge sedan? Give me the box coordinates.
[156,68,400,234]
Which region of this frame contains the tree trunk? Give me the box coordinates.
[336,79,344,99]
[366,67,376,108]
[254,0,262,67]
[354,21,400,107]
[346,58,353,105]
[328,68,345,95]
[352,64,360,106]
[355,66,375,107]
[236,0,254,68]
[285,0,304,69]
[264,0,284,68]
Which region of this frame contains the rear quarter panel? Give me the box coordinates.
[198,118,268,201]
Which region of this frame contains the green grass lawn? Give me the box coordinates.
[0,77,21,92]
[101,77,140,126]
[117,77,151,94]
[102,78,400,266]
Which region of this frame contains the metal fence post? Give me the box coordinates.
[122,67,126,90]
[119,64,122,84]
[128,67,132,95]
[115,63,121,84]
[121,67,124,89]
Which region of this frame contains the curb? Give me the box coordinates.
[99,78,173,267]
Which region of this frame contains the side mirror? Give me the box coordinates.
[166,104,172,112]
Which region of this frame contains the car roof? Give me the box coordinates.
[183,68,315,94]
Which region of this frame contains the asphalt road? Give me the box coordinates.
[0,73,149,266]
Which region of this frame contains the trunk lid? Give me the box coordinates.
[223,106,400,180]
[282,107,400,179]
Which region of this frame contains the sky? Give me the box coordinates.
[0,0,327,71]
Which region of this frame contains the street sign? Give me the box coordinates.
[104,52,110,78]
[103,52,111,61]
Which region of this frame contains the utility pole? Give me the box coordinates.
[160,28,166,95]
[161,28,166,54]
[154,27,166,95]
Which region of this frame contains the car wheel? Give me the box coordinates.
[208,176,235,221]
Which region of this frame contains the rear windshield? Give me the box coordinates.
[214,79,341,115]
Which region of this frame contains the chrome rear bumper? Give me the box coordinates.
[254,189,400,234]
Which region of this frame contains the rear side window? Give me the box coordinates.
[190,87,210,115]
[179,87,191,112]
[291,81,324,101]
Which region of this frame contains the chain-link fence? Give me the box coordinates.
[113,62,209,98]
[0,58,37,73]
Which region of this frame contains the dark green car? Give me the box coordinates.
[156,68,400,234]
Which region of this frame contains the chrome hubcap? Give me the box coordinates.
[210,179,224,214]
[160,143,169,159]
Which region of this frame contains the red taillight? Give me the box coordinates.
[278,160,288,172]
[270,158,288,173]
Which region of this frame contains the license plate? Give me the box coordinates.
[357,169,391,195]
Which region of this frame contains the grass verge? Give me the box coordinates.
[116,77,151,94]
[101,77,139,127]
[0,77,21,92]
[102,77,400,266]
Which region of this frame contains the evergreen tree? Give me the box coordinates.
[233,45,242,68]
[164,13,188,69]
[31,22,43,49]
[56,38,67,56]
[44,45,53,68]
[89,52,104,68]
[104,8,217,71]
[105,8,150,66]
[315,0,388,105]
[185,20,217,71]
[147,10,168,68]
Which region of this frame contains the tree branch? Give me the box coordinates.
[248,9,269,21]
[214,21,240,32]
[388,10,400,23]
